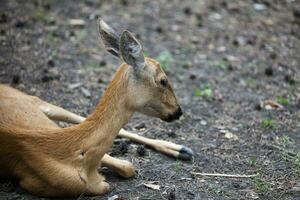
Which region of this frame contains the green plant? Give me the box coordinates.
[248,156,257,166]
[194,85,213,99]
[279,135,293,147]
[252,177,269,195]
[261,119,275,129]
[294,152,300,170]
[276,96,289,106]
[156,50,174,70]
[175,160,182,172]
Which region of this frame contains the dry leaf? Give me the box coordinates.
[143,182,160,190]
[261,100,283,110]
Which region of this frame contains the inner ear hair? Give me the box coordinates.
[98,18,120,57]
[119,30,145,70]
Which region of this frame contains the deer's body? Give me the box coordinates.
[0,19,189,197]
[0,63,133,196]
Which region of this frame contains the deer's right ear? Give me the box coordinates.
[98,19,120,57]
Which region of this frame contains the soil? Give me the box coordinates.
[0,0,300,199]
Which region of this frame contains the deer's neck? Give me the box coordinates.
[74,65,133,154]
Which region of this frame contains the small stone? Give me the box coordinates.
[81,87,91,98]
[200,120,207,126]
[264,67,273,76]
[189,74,196,80]
[136,145,146,156]
[11,75,20,85]
[99,60,106,67]
[15,20,26,28]
[135,123,146,130]
[156,26,163,33]
[118,140,129,154]
[253,3,267,11]
[183,7,192,15]
[47,59,55,67]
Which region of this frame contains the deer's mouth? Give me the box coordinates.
[163,107,183,122]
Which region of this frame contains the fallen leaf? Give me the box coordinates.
[261,100,283,110]
[143,182,160,190]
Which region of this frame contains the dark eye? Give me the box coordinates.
[160,79,168,87]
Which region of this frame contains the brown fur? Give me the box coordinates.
[0,57,180,197]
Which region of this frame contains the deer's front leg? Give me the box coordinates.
[118,129,194,160]
[101,154,136,178]
[38,101,193,160]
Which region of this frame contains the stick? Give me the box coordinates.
[191,172,258,178]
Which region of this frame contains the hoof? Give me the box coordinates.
[178,146,194,161]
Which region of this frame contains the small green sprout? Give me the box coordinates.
[276,96,289,106]
[262,119,275,129]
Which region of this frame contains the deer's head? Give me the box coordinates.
[99,19,182,122]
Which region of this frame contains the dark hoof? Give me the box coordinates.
[178,146,194,160]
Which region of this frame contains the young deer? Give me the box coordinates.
[0,19,192,197]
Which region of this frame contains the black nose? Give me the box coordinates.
[165,107,183,122]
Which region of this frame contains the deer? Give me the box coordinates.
[0,19,193,197]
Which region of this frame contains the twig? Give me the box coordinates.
[266,144,297,157]
[191,172,258,178]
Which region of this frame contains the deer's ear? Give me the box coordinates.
[120,30,145,70]
[98,18,120,57]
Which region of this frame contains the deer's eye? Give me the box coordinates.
[160,79,168,87]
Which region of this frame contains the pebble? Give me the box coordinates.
[183,7,192,15]
[200,120,207,126]
[189,74,196,80]
[253,3,267,11]
[136,145,146,156]
[68,82,83,89]
[99,60,106,67]
[14,20,26,28]
[47,59,55,67]
[135,123,146,130]
[81,87,91,98]
[118,140,129,154]
[264,67,273,76]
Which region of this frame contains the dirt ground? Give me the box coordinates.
[0,0,300,199]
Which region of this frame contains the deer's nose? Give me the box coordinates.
[165,107,183,122]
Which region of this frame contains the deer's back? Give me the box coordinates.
[0,85,57,129]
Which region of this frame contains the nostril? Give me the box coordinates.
[177,107,183,116]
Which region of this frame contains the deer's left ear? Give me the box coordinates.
[120,30,145,70]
